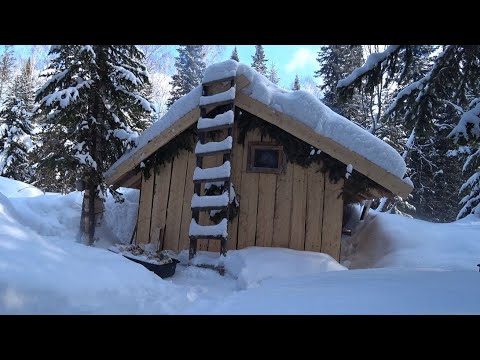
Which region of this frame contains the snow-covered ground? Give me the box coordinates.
[0,176,479,314]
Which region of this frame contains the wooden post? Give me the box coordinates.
[360,200,372,220]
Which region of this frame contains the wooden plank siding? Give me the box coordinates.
[149,161,173,250]
[237,128,261,249]
[272,160,294,249]
[289,163,307,251]
[255,134,277,248]
[304,164,325,252]
[135,170,155,245]
[126,124,344,262]
[178,150,196,251]
[163,150,189,252]
[320,173,344,260]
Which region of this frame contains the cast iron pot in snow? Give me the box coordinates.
[122,254,179,279]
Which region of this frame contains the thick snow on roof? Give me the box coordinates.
[107,60,407,180]
[106,86,202,178]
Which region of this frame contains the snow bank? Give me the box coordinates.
[343,212,480,271]
[223,247,347,289]
[3,176,479,314]
[107,60,407,182]
[211,269,480,315]
[177,247,346,290]
[0,176,43,198]
[0,179,191,314]
[96,187,140,245]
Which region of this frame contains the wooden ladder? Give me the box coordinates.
[189,76,236,260]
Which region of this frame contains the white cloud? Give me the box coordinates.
[285,48,317,73]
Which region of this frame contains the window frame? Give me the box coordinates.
[246,142,286,174]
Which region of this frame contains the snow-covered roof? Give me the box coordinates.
[106,60,410,195]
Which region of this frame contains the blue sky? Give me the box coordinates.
[2,45,323,88]
[222,45,322,88]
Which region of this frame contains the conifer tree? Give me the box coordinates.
[292,74,300,91]
[35,45,154,243]
[268,63,280,85]
[315,45,364,121]
[251,45,268,75]
[167,45,206,107]
[0,46,15,103]
[337,45,480,219]
[0,85,33,182]
[231,46,240,62]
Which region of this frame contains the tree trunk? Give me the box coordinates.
[80,81,105,245]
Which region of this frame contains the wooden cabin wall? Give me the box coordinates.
[132,125,344,261]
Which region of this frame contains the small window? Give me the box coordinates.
[247,142,285,174]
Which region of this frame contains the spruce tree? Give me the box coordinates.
[315,45,364,121]
[34,45,154,244]
[0,70,34,182]
[231,46,240,62]
[292,74,300,91]
[0,46,15,103]
[0,58,36,182]
[167,45,206,108]
[338,45,480,219]
[251,45,268,75]
[268,63,280,85]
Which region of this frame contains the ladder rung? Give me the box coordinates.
[199,99,234,109]
[189,218,228,239]
[196,149,231,157]
[193,161,230,182]
[198,110,234,131]
[189,234,226,240]
[194,176,230,184]
[200,87,235,106]
[202,76,235,88]
[196,123,233,133]
[191,204,228,212]
[195,136,232,156]
[191,193,229,210]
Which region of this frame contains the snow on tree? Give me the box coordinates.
[315,45,365,124]
[137,45,174,119]
[0,46,15,103]
[231,46,240,62]
[251,45,268,75]
[268,63,280,85]
[338,45,480,220]
[449,99,480,219]
[34,45,154,244]
[0,59,35,182]
[167,45,206,108]
[292,74,300,91]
